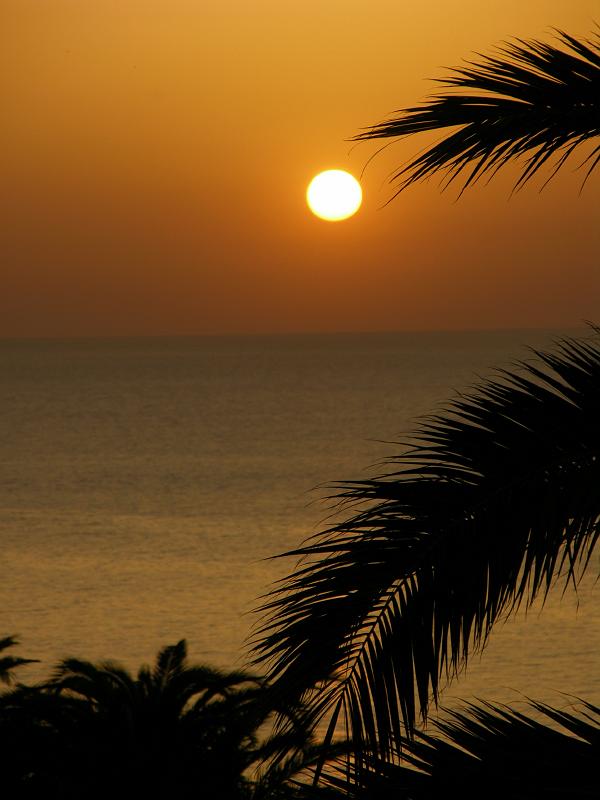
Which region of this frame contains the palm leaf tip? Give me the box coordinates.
[253,329,600,760]
[0,635,38,685]
[355,29,600,195]
[321,700,600,798]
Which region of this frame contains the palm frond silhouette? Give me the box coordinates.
[0,635,38,685]
[321,700,600,799]
[254,331,600,761]
[354,30,600,195]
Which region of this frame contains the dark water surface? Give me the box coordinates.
[1,330,597,712]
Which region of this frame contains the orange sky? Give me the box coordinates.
[2,1,599,337]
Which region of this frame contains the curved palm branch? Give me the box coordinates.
[355,29,600,195]
[321,700,600,799]
[254,331,600,760]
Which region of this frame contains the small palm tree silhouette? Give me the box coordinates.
[0,640,340,797]
[45,640,270,795]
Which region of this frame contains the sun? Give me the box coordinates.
[306,170,362,221]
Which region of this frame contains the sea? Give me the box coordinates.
[1,330,598,718]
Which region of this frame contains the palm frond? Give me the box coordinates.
[49,657,138,708]
[0,657,39,685]
[0,636,38,685]
[253,331,600,760]
[152,639,187,685]
[321,700,600,799]
[355,29,600,195]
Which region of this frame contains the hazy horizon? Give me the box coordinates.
[0,323,592,343]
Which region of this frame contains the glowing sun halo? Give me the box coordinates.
[306,170,362,221]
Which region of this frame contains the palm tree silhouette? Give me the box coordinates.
[43,639,262,795]
[0,640,341,797]
[253,28,600,780]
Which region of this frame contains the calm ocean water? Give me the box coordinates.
[1,330,597,714]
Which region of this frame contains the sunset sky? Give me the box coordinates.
[3,1,599,337]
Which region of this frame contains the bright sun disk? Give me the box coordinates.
[306,170,362,221]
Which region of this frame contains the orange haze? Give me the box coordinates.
[2,0,599,337]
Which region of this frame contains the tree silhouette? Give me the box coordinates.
[0,641,341,798]
[253,28,600,784]
[43,640,263,796]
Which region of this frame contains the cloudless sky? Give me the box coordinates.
[3,1,599,337]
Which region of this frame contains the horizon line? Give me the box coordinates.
[0,323,590,344]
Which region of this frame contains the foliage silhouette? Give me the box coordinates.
[321,700,600,799]
[0,635,38,685]
[354,29,600,196]
[254,331,600,763]
[0,641,342,798]
[254,31,600,781]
